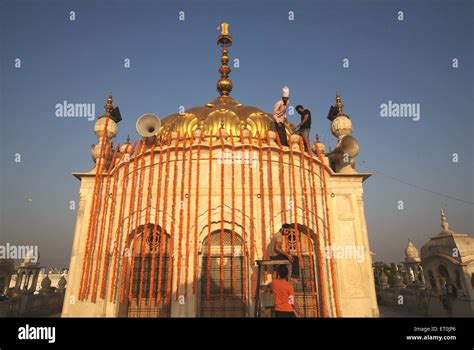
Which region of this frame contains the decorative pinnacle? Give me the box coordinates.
[336,92,344,116]
[216,23,233,96]
[220,23,229,35]
[440,208,449,231]
[105,93,113,116]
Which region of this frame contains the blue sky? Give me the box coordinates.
[1,0,473,267]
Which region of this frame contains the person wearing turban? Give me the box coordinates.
[272,86,290,146]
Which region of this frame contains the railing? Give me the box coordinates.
[0,291,65,317]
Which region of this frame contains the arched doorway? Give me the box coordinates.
[127,224,172,317]
[428,270,437,289]
[437,264,450,288]
[199,230,248,317]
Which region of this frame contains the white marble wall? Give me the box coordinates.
[62,135,378,317]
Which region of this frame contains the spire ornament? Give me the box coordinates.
[336,91,344,116]
[217,23,233,96]
[120,134,131,154]
[105,93,113,117]
[440,208,449,231]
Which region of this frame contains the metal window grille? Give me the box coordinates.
[127,230,172,318]
[127,255,171,318]
[200,230,247,317]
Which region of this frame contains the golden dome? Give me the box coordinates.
[155,23,292,140]
[156,96,292,139]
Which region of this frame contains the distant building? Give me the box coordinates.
[0,259,15,297]
[0,254,67,317]
[420,209,474,316]
[9,268,69,294]
[374,209,474,317]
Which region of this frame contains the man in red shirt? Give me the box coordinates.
[271,265,301,318]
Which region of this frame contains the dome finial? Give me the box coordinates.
[440,208,449,231]
[216,23,233,96]
[105,93,113,116]
[336,91,344,116]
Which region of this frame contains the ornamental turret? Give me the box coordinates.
[328,92,360,173]
[91,94,119,169]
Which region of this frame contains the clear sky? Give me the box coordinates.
[1,0,473,268]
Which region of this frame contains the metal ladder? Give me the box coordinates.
[254,259,291,318]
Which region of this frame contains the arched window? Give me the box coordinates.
[131,224,170,298]
[417,266,424,283]
[428,270,437,289]
[27,271,34,290]
[127,224,171,318]
[455,270,463,290]
[437,265,450,282]
[200,230,246,317]
[437,265,451,290]
[18,272,25,290]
